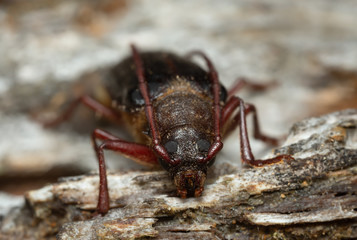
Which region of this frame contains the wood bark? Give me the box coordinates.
[1,109,356,239]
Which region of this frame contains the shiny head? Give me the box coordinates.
[156,126,215,198]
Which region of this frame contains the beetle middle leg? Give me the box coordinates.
[222,96,293,167]
[40,95,121,128]
[92,128,158,215]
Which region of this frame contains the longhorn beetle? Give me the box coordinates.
[42,44,293,215]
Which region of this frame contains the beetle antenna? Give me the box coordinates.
[130,44,178,165]
[186,51,223,162]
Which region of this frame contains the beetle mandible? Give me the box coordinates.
[42,44,293,215]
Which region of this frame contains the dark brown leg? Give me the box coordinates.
[222,96,293,167]
[228,77,277,98]
[41,95,121,128]
[92,128,158,215]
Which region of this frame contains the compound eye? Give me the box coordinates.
[197,139,210,153]
[164,140,178,154]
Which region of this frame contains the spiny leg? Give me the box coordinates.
[92,128,158,215]
[228,77,277,98]
[40,95,121,128]
[222,96,293,167]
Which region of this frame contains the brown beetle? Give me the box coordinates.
[42,44,292,215]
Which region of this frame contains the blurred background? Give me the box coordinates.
[0,0,357,214]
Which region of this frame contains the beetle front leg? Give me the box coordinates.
[92,128,158,215]
[93,141,110,215]
[222,96,293,167]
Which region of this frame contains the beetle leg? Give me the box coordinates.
[92,128,158,215]
[222,96,293,167]
[92,128,159,166]
[222,96,279,145]
[228,77,277,98]
[41,95,121,128]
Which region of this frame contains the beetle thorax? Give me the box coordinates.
[153,79,215,138]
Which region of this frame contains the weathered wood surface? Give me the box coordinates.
[1,109,356,239]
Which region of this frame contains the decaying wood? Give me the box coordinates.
[1,109,357,239]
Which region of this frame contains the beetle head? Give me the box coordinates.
[157,126,216,198]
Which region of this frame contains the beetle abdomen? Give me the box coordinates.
[106,51,226,111]
[153,77,215,137]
